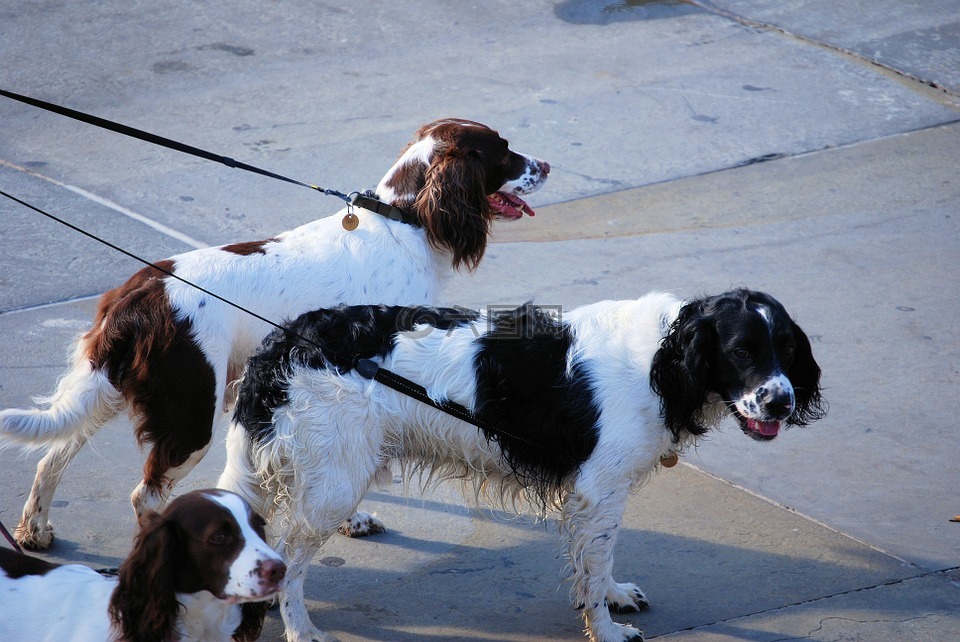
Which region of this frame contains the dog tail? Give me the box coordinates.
[0,341,123,448]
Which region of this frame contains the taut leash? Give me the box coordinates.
[0,88,349,201]
[354,358,536,448]
[0,518,23,554]
[0,88,415,229]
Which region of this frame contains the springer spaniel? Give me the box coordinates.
[0,118,549,550]
[218,288,826,642]
[0,489,285,642]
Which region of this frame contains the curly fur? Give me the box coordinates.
[219,289,825,642]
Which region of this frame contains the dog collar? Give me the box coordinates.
[343,191,421,230]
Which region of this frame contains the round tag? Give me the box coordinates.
[342,212,359,231]
[660,452,679,468]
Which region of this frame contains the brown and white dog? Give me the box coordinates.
[0,489,285,642]
[0,118,549,550]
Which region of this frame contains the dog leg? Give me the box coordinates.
[217,422,272,517]
[279,540,339,642]
[131,440,212,517]
[4,348,122,550]
[14,436,86,550]
[128,360,221,518]
[338,463,391,537]
[563,485,644,642]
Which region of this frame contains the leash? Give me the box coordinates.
[0,188,301,336]
[0,88,413,228]
[0,88,349,201]
[354,359,539,449]
[0,187,526,453]
[0,519,23,554]
[355,358,680,471]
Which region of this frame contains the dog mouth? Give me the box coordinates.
[223,584,284,604]
[488,191,535,219]
[733,410,781,441]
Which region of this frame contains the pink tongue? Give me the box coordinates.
[748,419,781,436]
[488,191,535,219]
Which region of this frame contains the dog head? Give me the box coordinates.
[651,289,826,442]
[109,489,285,642]
[376,118,549,270]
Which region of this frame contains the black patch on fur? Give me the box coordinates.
[236,303,601,498]
[235,305,480,441]
[472,303,600,496]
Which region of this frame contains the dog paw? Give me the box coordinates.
[589,622,644,642]
[14,520,54,551]
[621,626,645,642]
[338,511,386,538]
[606,582,649,614]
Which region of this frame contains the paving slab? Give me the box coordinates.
[702,0,960,96]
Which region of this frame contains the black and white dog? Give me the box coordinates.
[218,289,825,642]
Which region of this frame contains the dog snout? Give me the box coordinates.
[764,390,794,420]
[535,159,551,176]
[259,558,286,585]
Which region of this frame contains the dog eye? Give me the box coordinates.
[209,530,232,546]
[733,347,750,359]
[779,339,796,357]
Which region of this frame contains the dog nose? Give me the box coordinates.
[260,558,286,584]
[539,160,551,175]
[765,394,794,420]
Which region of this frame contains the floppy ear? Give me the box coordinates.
[414,150,491,271]
[109,510,180,642]
[786,319,827,426]
[650,301,716,441]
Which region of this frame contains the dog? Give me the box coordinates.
[217,288,826,642]
[0,118,549,550]
[0,489,285,642]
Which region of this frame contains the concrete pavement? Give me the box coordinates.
[2,1,959,640]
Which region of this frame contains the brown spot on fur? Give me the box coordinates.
[0,548,61,579]
[221,238,277,256]
[84,260,216,488]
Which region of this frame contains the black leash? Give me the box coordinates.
[0,90,550,483]
[0,89,422,232]
[0,188,296,336]
[0,88,415,226]
[0,519,23,554]
[0,88,350,202]
[0,189,520,451]
[354,359,538,449]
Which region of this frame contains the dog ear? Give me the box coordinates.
[650,301,716,441]
[109,510,180,642]
[786,319,827,426]
[414,150,491,271]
